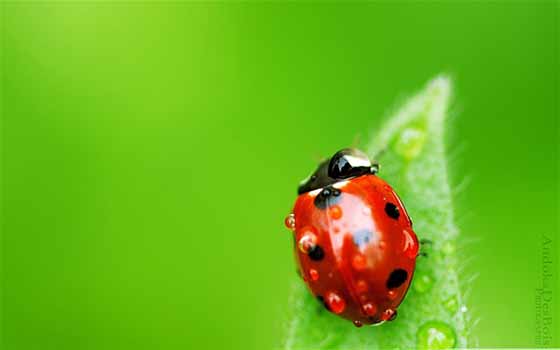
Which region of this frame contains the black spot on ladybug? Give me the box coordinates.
[308,245,325,261]
[313,186,341,209]
[386,269,408,289]
[385,202,400,220]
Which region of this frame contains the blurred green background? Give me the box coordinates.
[1,2,558,349]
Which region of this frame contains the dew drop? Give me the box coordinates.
[362,302,377,316]
[352,254,367,271]
[309,268,319,282]
[442,241,456,255]
[460,305,468,313]
[378,240,387,250]
[387,290,397,300]
[355,280,368,294]
[381,308,396,321]
[443,296,458,314]
[416,321,456,350]
[353,320,363,328]
[394,127,426,160]
[298,232,317,254]
[284,213,296,230]
[325,291,346,314]
[328,205,343,220]
[413,272,434,293]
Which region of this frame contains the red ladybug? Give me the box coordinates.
[284,148,419,327]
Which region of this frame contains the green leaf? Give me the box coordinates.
[283,76,472,349]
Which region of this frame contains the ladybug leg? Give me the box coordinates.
[417,239,432,258]
[316,296,328,314]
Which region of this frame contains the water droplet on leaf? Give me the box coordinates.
[441,241,455,255]
[413,272,434,293]
[394,127,426,160]
[443,296,458,314]
[417,321,456,350]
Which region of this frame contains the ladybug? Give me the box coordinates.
[284,148,420,327]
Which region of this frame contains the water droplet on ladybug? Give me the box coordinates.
[284,213,296,230]
[328,205,343,220]
[352,254,367,271]
[381,308,396,321]
[325,291,346,314]
[309,268,319,282]
[378,240,387,249]
[298,232,317,254]
[416,321,456,350]
[362,302,377,316]
[394,127,426,160]
[356,280,368,293]
[353,320,363,328]
[413,272,434,293]
[387,290,397,300]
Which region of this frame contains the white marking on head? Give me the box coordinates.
[307,188,321,197]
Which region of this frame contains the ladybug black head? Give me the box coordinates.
[297,148,377,194]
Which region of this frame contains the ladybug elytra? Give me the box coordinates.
[285,148,420,327]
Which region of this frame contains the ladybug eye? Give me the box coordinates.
[328,148,372,180]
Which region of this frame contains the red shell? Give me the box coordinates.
[290,174,418,325]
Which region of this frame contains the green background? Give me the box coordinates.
[1,2,558,349]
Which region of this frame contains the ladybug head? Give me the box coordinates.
[297,148,378,194]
